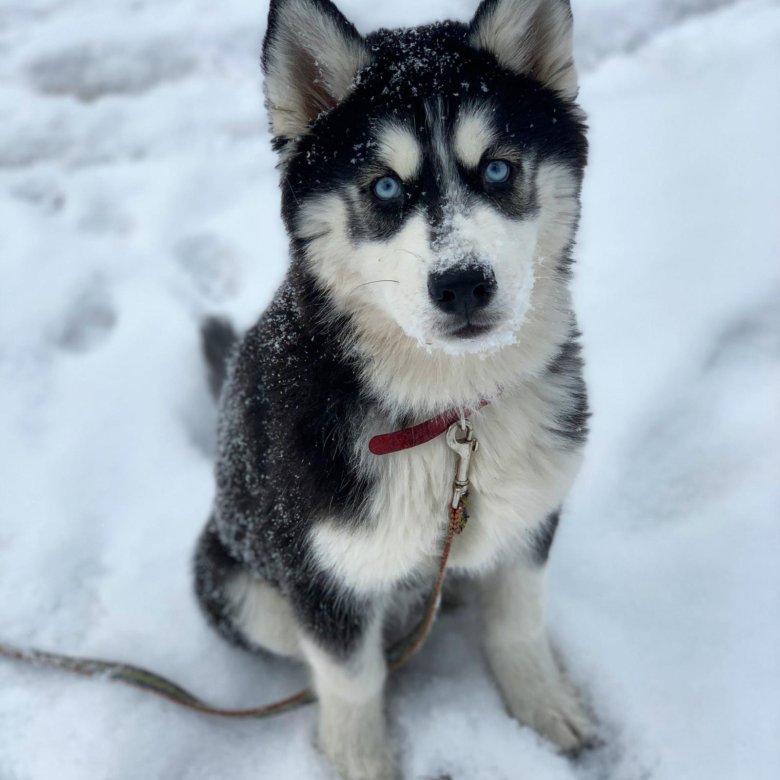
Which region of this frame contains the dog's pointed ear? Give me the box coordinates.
[469,0,578,99]
[262,0,370,144]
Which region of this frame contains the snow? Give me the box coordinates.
[1,0,779,778]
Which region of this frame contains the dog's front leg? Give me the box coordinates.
[300,611,396,780]
[481,555,596,753]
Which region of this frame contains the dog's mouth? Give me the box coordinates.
[424,317,512,354]
[446,322,495,339]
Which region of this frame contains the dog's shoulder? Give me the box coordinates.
[214,273,377,562]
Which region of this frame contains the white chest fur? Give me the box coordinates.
[310,377,583,596]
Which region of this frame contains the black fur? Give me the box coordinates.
[201,317,238,400]
[194,517,259,652]
[529,510,561,566]
[547,335,590,446]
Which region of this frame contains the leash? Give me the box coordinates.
[0,411,486,720]
[0,641,315,718]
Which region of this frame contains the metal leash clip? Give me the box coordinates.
[446,419,479,532]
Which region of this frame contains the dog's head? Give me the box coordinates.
[262,0,587,356]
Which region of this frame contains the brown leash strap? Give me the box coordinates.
[0,514,460,720]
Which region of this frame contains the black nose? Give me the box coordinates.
[428,266,497,316]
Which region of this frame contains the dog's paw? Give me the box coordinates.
[330,754,398,780]
[514,677,597,755]
[318,704,399,780]
[323,742,398,780]
[487,640,597,755]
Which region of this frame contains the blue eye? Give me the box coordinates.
[372,176,403,201]
[484,160,511,184]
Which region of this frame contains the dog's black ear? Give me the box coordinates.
[469,0,578,99]
[262,0,369,144]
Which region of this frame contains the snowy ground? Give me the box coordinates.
[1,0,779,778]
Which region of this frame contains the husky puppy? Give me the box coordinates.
[195,0,593,776]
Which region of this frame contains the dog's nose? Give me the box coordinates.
[428,266,497,316]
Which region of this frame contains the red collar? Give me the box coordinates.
[368,400,490,456]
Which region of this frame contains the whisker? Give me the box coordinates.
[301,229,332,242]
[286,181,300,207]
[349,279,400,295]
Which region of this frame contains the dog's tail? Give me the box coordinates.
[201,316,238,400]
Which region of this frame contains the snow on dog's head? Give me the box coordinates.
[262,0,587,356]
